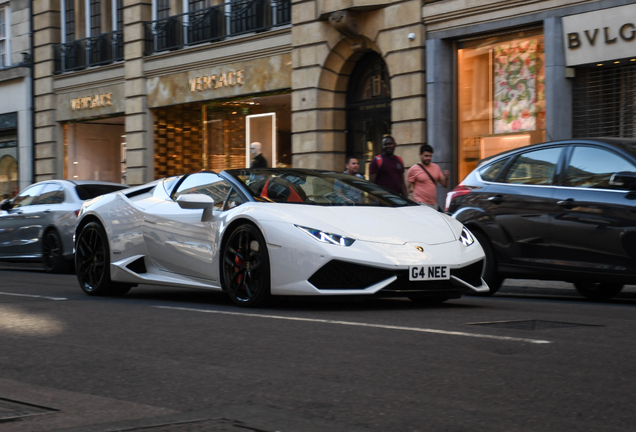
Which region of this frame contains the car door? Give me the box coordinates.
[551,145,636,275]
[484,146,564,267]
[142,172,239,281]
[0,184,44,257]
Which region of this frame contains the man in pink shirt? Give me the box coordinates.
[407,144,449,209]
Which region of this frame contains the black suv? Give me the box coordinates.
[446,138,636,300]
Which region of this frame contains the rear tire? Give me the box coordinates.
[221,223,271,307]
[42,229,69,274]
[75,222,132,296]
[574,282,623,301]
[470,230,503,296]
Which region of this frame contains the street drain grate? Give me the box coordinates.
[467,320,603,331]
[0,397,58,422]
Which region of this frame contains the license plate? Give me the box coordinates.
[409,265,450,281]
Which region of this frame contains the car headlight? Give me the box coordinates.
[295,225,355,247]
[460,227,475,246]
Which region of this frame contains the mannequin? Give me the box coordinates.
[250,142,268,168]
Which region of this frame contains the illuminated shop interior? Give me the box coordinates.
[457,30,546,180]
[153,93,291,179]
[64,117,126,184]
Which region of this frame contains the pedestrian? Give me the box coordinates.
[369,136,408,197]
[407,144,449,209]
[250,142,268,168]
[344,156,364,178]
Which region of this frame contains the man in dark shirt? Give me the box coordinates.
[369,136,408,197]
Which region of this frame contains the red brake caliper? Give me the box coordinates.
[234,248,243,287]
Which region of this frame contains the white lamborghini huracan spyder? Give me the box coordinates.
[74,169,489,307]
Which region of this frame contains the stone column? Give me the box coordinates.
[291,0,345,170]
[32,0,61,181]
[377,0,426,167]
[544,16,573,141]
[123,0,152,185]
[426,37,454,200]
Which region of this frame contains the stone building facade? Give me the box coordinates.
[30,0,636,201]
[0,0,32,198]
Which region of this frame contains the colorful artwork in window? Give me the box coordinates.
[493,39,545,133]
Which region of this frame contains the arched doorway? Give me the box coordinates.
[346,51,391,177]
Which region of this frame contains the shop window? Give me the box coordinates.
[458,30,546,181]
[0,154,17,199]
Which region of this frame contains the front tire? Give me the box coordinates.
[470,230,503,296]
[42,229,69,273]
[221,224,271,307]
[574,282,623,301]
[75,222,131,296]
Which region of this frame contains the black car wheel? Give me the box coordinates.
[42,229,69,274]
[222,223,270,307]
[471,230,503,296]
[75,222,131,296]
[574,282,623,301]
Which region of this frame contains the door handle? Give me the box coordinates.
[143,216,157,224]
[44,210,51,214]
[487,195,504,204]
[557,198,575,208]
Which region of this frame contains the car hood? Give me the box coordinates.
[258,205,457,245]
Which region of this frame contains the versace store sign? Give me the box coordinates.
[563,4,636,66]
[57,84,125,121]
[146,53,291,108]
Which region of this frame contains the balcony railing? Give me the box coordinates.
[144,0,290,55]
[54,30,124,73]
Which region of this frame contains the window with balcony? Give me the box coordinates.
[55,0,125,73]
[144,0,291,55]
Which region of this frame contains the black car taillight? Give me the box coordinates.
[445,184,472,212]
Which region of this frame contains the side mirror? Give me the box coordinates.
[177,194,215,221]
[0,199,13,211]
[609,172,636,191]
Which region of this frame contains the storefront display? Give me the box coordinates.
[457,30,546,180]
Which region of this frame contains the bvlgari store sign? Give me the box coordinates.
[146,53,291,108]
[563,4,636,66]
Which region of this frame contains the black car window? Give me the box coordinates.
[39,183,65,205]
[75,184,128,200]
[225,188,245,210]
[173,172,232,211]
[12,184,44,208]
[502,147,562,185]
[479,157,510,181]
[566,146,636,190]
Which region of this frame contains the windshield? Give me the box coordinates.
[226,169,415,207]
[75,184,128,200]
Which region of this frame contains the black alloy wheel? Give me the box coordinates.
[222,223,271,307]
[75,222,131,296]
[42,229,69,273]
[574,282,624,301]
[469,230,503,296]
